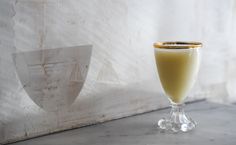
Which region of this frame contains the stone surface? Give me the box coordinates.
[7,101,236,145]
[1,0,236,144]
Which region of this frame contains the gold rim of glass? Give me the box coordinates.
[153,41,202,49]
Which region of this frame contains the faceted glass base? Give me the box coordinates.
[158,103,196,132]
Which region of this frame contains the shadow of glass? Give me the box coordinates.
[12,45,92,112]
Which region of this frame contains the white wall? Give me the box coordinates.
[1,0,236,143]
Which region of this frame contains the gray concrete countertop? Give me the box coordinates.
[8,101,236,145]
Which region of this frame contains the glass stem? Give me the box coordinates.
[169,103,186,123]
[158,101,196,132]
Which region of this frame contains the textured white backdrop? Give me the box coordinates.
[0,0,236,144]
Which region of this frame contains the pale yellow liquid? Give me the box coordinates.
[155,49,199,104]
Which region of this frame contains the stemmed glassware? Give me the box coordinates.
[154,42,202,132]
